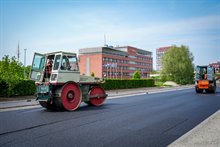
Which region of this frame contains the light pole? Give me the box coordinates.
[24,48,27,78]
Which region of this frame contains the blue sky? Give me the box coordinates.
[0,0,220,69]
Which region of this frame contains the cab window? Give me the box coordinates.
[53,55,61,70]
[32,54,45,71]
[61,55,79,71]
[29,53,45,81]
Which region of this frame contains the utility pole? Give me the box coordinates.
[110,65,112,79]
[112,64,114,79]
[116,63,117,79]
[24,48,27,78]
[104,34,106,46]
[17,41,20,62]
[121,66,122,80]
[107,64,108,79]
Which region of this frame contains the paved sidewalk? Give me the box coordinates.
[0,99,39,109]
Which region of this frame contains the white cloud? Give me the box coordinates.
[1,13,220,68]
[64,14,220,49]
[32,14,220,64]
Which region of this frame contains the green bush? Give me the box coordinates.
[0,79,35,97]
[91,72,95,77]
[12,80,35,96]
[101,79,155,90]
[132,70,141,79]
[0,78,8,96]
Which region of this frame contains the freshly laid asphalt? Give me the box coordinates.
[169,109,220,147]
[0,86,219,147]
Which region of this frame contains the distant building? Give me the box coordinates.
[156,46,172,71]
[78,46,153,79]
[209,61,220,73]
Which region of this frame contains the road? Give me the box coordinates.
[0,87,220,147]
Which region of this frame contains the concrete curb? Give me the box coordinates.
[107,85,194,97]
[0,99,39,111]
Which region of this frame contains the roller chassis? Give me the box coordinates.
[195,80,216,93]
[30,51,107,111]
[195,65,216,94]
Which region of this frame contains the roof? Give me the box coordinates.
[78,46,128,56]
[79,45,152,57]
[115,46,152,55]
[156,46,172,52]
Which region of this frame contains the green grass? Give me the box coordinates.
[155,81,164,87]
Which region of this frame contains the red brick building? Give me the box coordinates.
[78,46,153,79]
[209,61,220,73]
[156,46,172,71]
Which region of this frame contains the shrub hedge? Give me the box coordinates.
[0,78,35,97]
[0,78,8,97]
[0,78,155,97]
[101,79,155,90]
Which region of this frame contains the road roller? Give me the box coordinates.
[195,65,216,93]
[29,51,107,111]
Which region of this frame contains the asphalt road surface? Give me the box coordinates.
[0,87,220,147]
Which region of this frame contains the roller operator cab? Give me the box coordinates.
[195,65,216,93]
[29,51,107,111]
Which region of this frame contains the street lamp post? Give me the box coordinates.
[24,49,27,78]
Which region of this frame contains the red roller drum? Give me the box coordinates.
[61,82,82,111]
[89,86,106,106]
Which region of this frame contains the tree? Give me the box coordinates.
[161,45,194,84]
[133,70,141,79]
[24,65,31,79]
[91,72,95,77]
[0,55,24,80]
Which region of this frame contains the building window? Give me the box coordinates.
[129,61,136,64]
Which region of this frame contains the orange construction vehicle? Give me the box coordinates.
[195,65,216,93]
